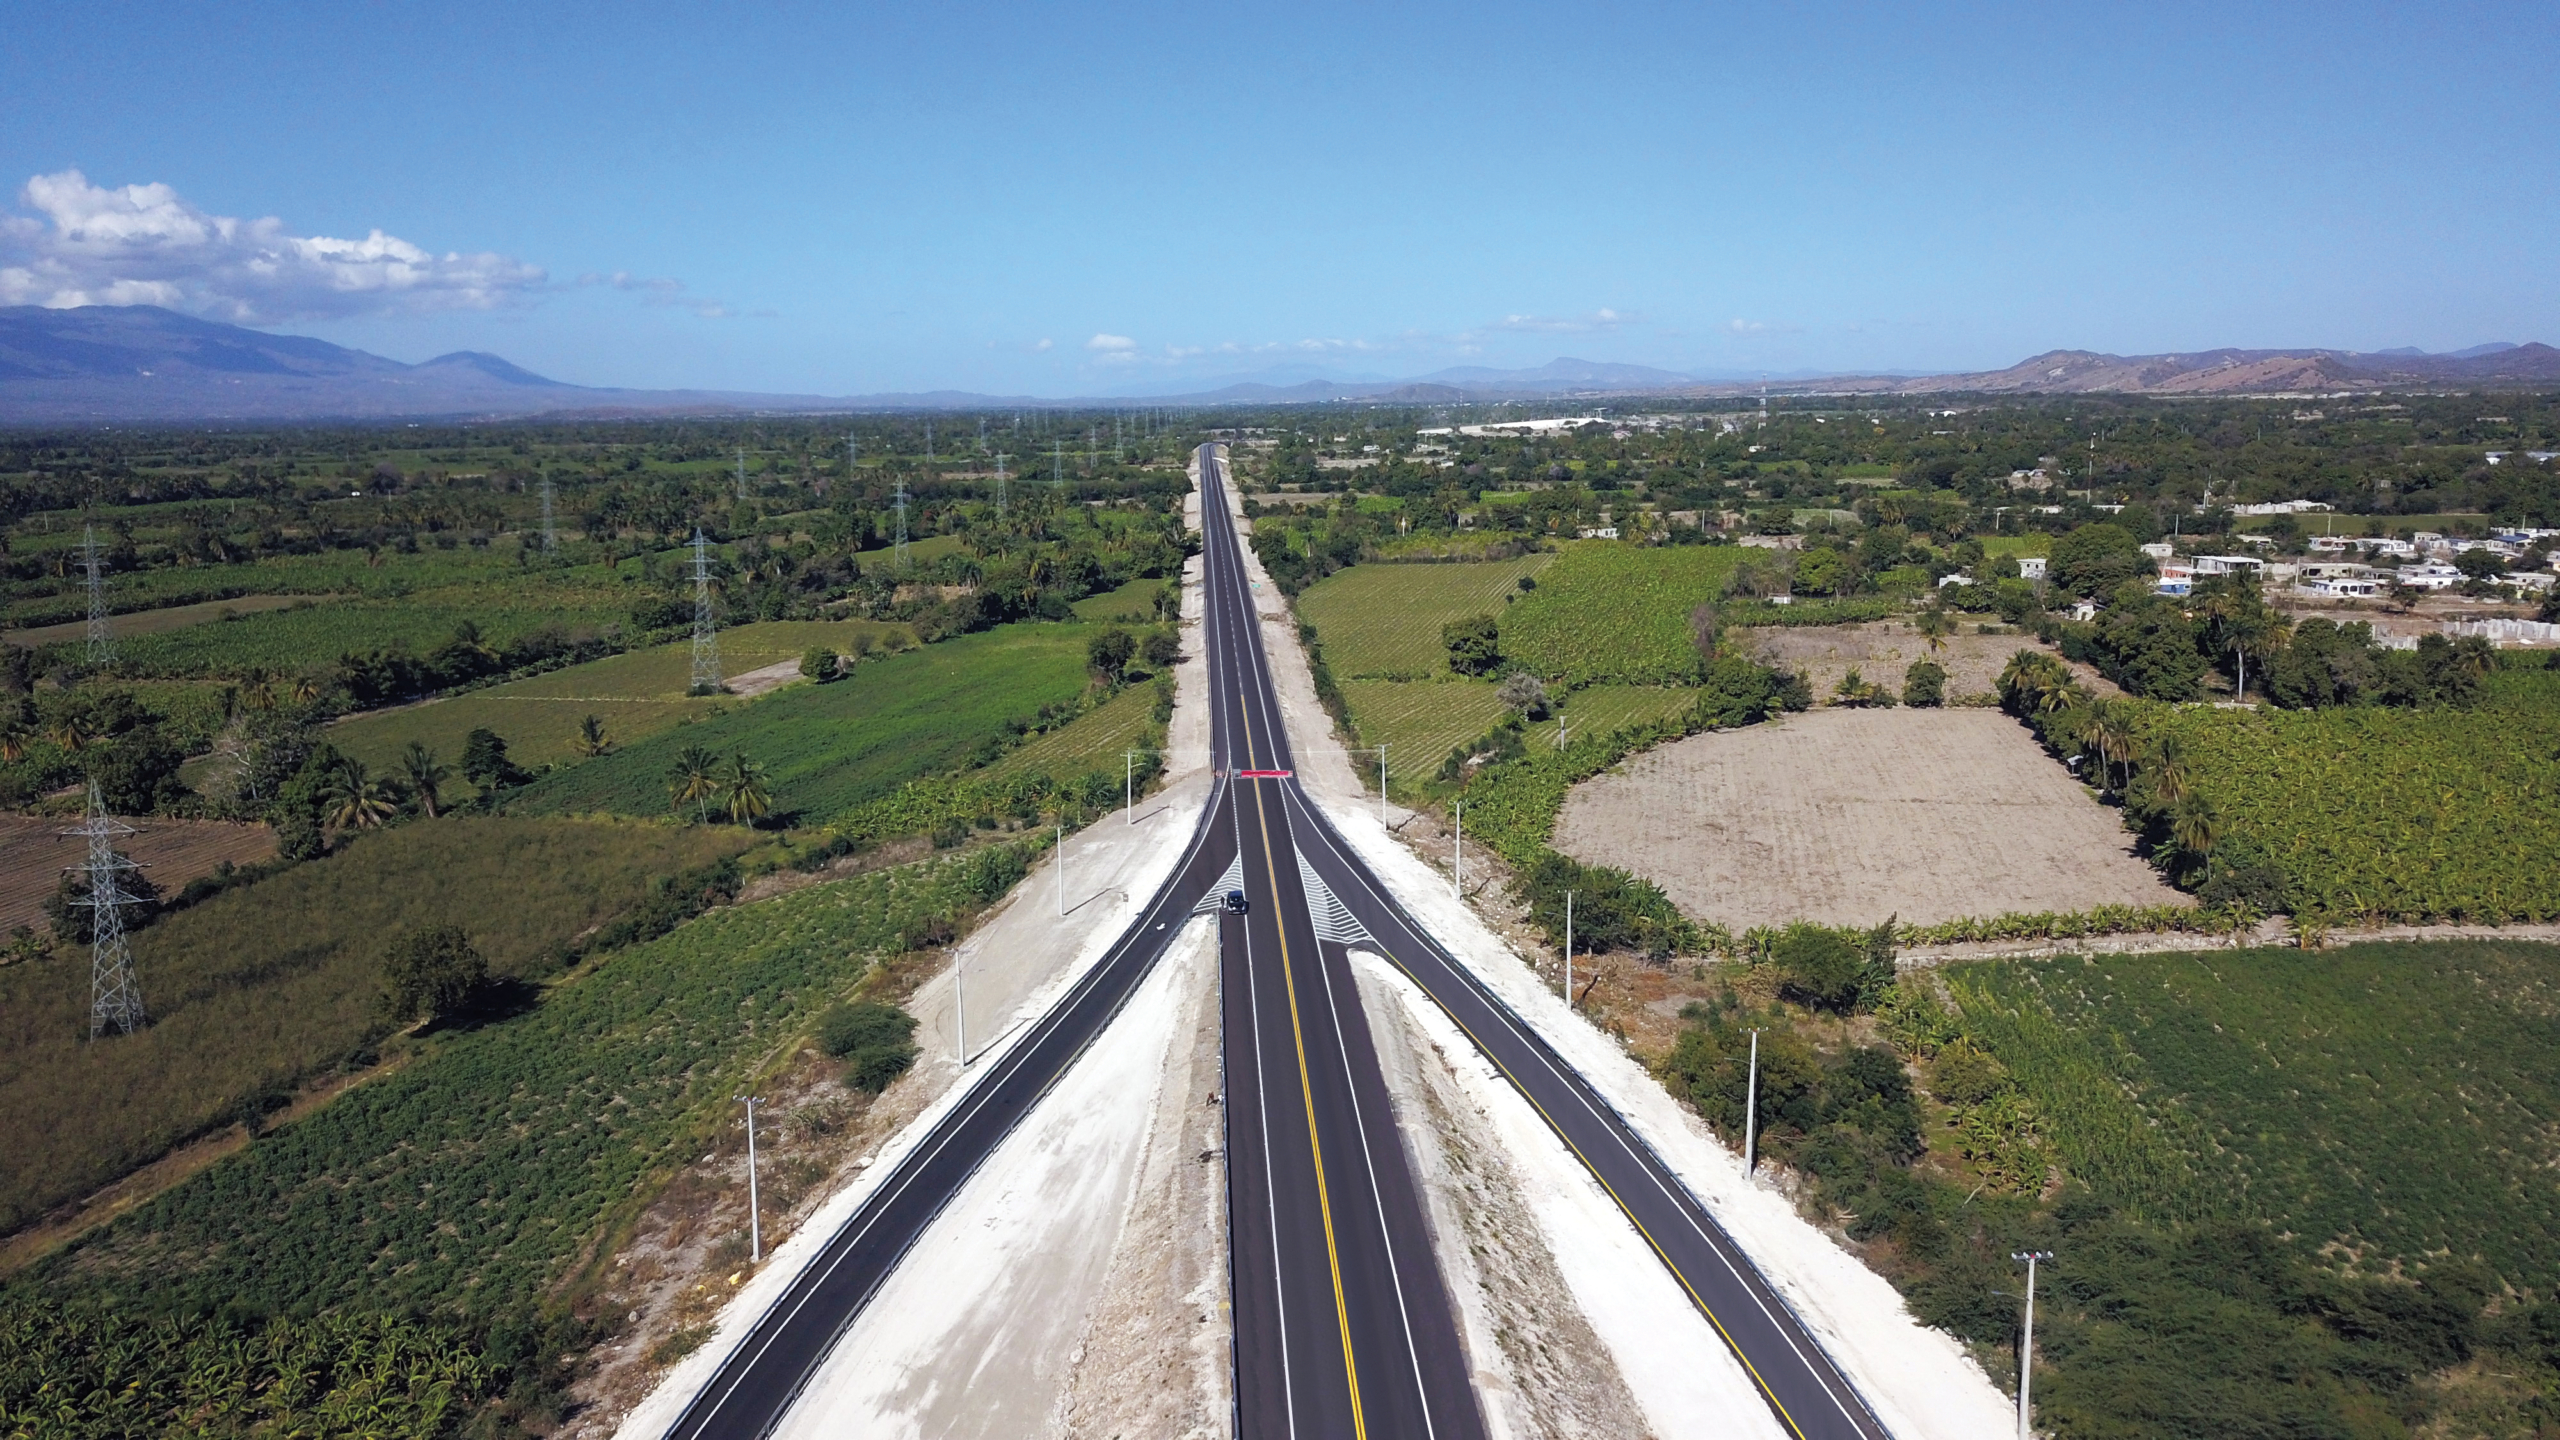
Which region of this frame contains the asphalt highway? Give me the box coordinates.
[659,443,1894,1440]
[1193,441,1892,1440]
[1197,447,1485,1440]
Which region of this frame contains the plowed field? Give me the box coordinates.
[1554,708,2184,930]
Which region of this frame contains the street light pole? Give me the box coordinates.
[2013,1250,2054,1440]
[1453,801,1463,896]
[1564,890,1575,1008]
[1056,822,1066,915]
[736,1094,765,1261]
[954,946,968,1065]
[1744,1031,1761,1174]
[1376,744,1387,823]
[1126,750,1134,824]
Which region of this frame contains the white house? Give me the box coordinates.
[2017,556,2048,580]
[2155,564,2195,597]
[2395,563,2465,591]
[2139,541,2176,560]
[2192,555,2267,577]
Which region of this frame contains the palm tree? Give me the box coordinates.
[576,713,612,758]
[322,758,399,831]
[2085,703,2134,794]
[401,742,450,818]
[46,713,93,755]
[2144,731,2190,806]
[669,744,720,823]
[0,708,28,764]
[2169,794,2220,860]
[1915,604,1954,655]
[288,674,322,706]
[722,753,772,827]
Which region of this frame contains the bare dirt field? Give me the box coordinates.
[1553,708,2187,932]
[0,814,276,939]
[1744,623,2119,703]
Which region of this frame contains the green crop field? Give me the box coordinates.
[1524,683,1700,748]
[2,594,314,649]
[983,682,1162,782]
[106,587,639,679]
[1950,940,2560,1282]
[28,849,1018,1322]
[1070,577,1167,622]
[506,623,1095,825]
[0,818,753,1237]
[327,619,916,774]
[1497,543,1745,687]
[1295,555,1552,678]
[1340,679,1506,781]
[2135,687,2560,923]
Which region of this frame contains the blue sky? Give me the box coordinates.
[3,1,2552,396]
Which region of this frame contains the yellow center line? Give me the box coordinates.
[1238,641,1368,1438]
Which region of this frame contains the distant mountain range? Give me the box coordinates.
[2,304,2554,424]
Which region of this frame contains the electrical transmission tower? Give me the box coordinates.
[1053,440,1063,487]
[689,528,722,694]
[80,523,112,666]
[736,447,749,501]
[995,453,1008,518]
[538,473,558,553]
[892,479,910,572]
[65,782,146,1038]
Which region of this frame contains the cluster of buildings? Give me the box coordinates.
[2138,528,2558,600]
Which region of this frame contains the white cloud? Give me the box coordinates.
[1488,308,1635,335]
[1086,333,1136,351]
[0,169,545,323]
[1033,337,1054,351]
[575,270,734,319]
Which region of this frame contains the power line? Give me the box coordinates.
[65,781,146,1038]
[689,527,722,695]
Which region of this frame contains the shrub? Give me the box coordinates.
[1773,923,1866,1011]
[819,1000,921,1095]
[1442,613,1501,675]
[1495,671,1550,718]
[379,924,490,1024]
[800,646,841,682]
[1902,659,1946,708]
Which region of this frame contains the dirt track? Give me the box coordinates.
[1553,708,2185,931]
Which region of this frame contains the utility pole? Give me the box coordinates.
[1376,745,1387,823]
[2012,1251,2053,1440]
[954,947,968,1065]
[538,472,558,553]
[689,528,722,694]
[66,782,145,1038]
[80,523,112,667]
[1056,823,1066,915]
[736,1095,765,1260]
[1125,749,1134,823]
[1453,801,1463,896]
[1546,891,1566,1004]
[1744,1030,1762,1173]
